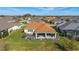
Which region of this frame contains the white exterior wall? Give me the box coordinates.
[24,29,56,39]
[35,32,56,39]
[24,29,34,35]
[8,26,21,33]
[11,26,21,30]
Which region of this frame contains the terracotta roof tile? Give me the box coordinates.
[25,20,56,32]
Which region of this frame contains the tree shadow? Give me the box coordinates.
[55,43,67,51]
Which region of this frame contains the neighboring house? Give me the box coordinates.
[0,17,21,38]
[8,26,21,32]
[24,20,56,39]
[26,17,32,23]
[57,19,79,39]
[54,18,67,26]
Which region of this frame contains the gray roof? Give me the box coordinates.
[57,22,70,29]
[58,20,79,31]
[0,17,20,31]
[63,23,79,30]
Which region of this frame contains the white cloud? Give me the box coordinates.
[38,7,56,10]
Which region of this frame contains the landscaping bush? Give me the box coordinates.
[3,30,8,38]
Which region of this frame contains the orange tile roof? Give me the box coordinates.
[25,20,56,32]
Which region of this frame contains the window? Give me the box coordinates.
[37,33,45,37]
[28,29,33,32]
[47,33,55,37]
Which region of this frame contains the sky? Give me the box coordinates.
[0,7,79,16]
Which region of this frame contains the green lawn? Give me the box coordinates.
[0,27,79,51]
[4,28,59,51]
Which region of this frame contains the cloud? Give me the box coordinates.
[37,7,56,10]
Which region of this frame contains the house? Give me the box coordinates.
[24,20,56,39]
[57,19,79,39]
[26,17,32,23]
[0,17,21,38]
[54,17,67,26]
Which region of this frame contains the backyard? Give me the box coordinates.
[0,27,79,51]
[3,28,59,51]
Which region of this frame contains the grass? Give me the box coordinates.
[1,27,79,51]
[4,28,58,51]
[55,36,79,51]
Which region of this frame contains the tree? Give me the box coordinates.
[23,13,32,17]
